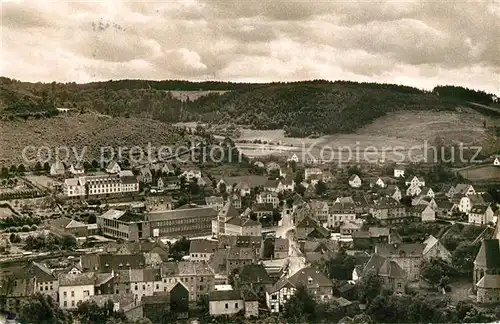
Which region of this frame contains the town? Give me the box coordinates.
[1,138,499,324]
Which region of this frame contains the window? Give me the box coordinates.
[83,290,90,297]
[142,285,146,290]
[397,282,401,288]
[63,301,67,307]
[135,285,138,291]
[71,291,74,297]
[225,303,228,309]
[156,284,159,290]
[235,303,238,309]
[63,292,67,297]
[272,295,277,300]
[40,286,43,291]
[71,301,75,307]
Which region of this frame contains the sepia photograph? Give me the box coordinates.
[0,1,499,323]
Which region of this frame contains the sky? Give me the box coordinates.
[1,0,499,94]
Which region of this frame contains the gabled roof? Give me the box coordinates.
[423,235,439,255]
[19,262,55,282]
[206,196,224,205]
[225,216,261,227]
[209,290,243,301]
[375,243,424,258]
[239,264,272,284]
[454,184,473,195]
[288,267,333,289]
[296,214,318,228]
[227,246,255,260]
[348,174,360,181]
[59,272,95,286]
[378,259,405,278]
[189,239,218,254]
[470,204,491,215]
[475,239,500,269]
[219,201,240,219]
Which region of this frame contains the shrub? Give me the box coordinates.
[21,225,31,232]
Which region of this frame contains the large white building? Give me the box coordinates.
[63,171,139,198]
[59,272,95,309]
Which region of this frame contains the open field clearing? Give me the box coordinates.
[458,165,500,182]
[167,90,231,102]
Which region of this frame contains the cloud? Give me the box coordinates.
[1,0,499,94]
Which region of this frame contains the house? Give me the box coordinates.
[469,204,494,225]
[420,187,435,198]
[305,168,322,180]
[287,153,299,163]
[369,177,387,188]
[370,197,407,225]
[394,167,405,178]
[88,293,142,321]
[209,290,244,317]
[180,168,202,182]
[328,202,356,228]
[405,176,425,187]
[238,264,273,300]
[106,161,121,174]
[494,156,500,166]
[435,199,455,218]
[340,221,362,236]
[226,247,256,275]
[422,235,452,263]
[266,267,333,313]
[381,185,402,202]
[256,191,280,208]
[138,167,153,183]
[281,178,295,192]
[217,176,269,196]
[455,193,489,215]
[322,171,334,183]
[225,217,262,237]
[264,179,282,193]
[348,174,362,188]
[229,194,242,210]
[252,203,274,220]
[352,227,393,251]
[50,161,66,176]
[273,238,289,259]
[58,272,95,309]
[2,262,59,314]
[160,261,215,302]
[375,243,424,282]
[69,162,85,175]
[360,254,406,293]
[206,196,225,212]
[408,204,436,222]
[406,184,422,197]
[48,216,90,237]
[310,200,330,223]
[190,239,218,262]
[158,176,181,191]
[213,202,241,237]
[438,184,456,199]
[266,162,282,176]
[455,184,476,196]
[476,274,500,303]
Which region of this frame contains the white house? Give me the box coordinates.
[374,177,386,188]
[454,184,476,196]
[405,176,425,187]
[50,162,66,176]
[394,167,405,178]
[63,177,86,198]
[287,153,299,163]
[69,162,84,175]
[58,272,95,309]
[406,184,422,196]
[348,175,362,188]
[468,204,494,225]
[256,191,280,208]
[105,161,121,174]
[493,156,500,166]
[180,169,202,182]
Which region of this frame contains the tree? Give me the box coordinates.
[318,249,355,280]
[18,164,26,174]
[91,160,99,169]
[452,241,480,275]
[294,170,304,185]
[1,166,8,178]
[315,180,327,195]
[9,233,21,243]
[35,162,42,171]
[421,258,454,288]
[9,165,17,174]
[169,237,190,260]
[283,286,317,323]
[295,184,306,196]
[43,162,50,172]
[76,299,127,324]
[272,209,282,224]
[20,293,73,324]
[219,182,227,194]
[61,235,77,250]
[356,269,381,305]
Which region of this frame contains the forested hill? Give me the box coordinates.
[1,77,498,137]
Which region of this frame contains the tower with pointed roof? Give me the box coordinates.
[212,201,240,238]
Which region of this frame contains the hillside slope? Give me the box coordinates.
[0,113,188,167]
[1,78,497,137]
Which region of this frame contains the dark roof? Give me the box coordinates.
[288,267,333,289]
[296,215,318,228]
[99,254,146,271]
[19,262,55,282]
[190,239,218,254]
[253,203,274,212]
[227,247,255,260]
[147,206,218,221]
[307,226,330,239]
[209,290,243,301]
[219,202,240,219]
[375,243,424,258]
[470,204,491,215]
[475,239,500,269]
[225,216,261,227]
[239,264,272,284]
[59,272,95,286]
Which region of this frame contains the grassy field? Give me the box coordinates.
[231,110,499,163]
[458,165,500,182]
